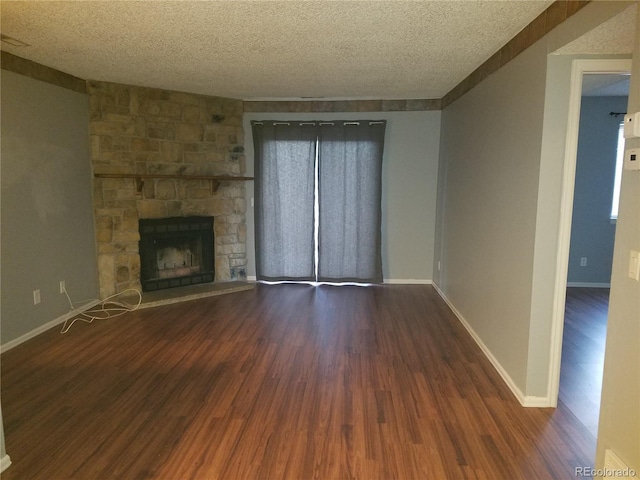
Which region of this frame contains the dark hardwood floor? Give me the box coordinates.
[559,287,609,441]
[2,284,595,479]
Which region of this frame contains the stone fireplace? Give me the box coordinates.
[89,81,248,298]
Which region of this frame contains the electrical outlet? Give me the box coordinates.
[33,289,41,305]
[60,280,66,294]
[437,260,441,271]
[580,257,587,267]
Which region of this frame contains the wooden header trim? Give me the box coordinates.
[441,0,591,108]
[1,51,86,94]
[243,98,442,113]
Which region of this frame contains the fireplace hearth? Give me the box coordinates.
[139,217,215,292]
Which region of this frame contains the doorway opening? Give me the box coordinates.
[559,72,629,439]
[548,61,631,428]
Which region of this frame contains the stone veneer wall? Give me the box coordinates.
[89,81,247,298]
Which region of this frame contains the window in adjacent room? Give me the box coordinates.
[610,121,625,220]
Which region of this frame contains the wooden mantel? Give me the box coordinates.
[94,173,254,194]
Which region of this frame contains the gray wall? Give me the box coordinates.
[1,70,99,345]
[436,46,544,392]
[243,111,441,282]
[596,5,640,474]
[434,1,634,401]
[568,95,628,285]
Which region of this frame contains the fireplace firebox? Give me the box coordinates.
[139,217,214,292]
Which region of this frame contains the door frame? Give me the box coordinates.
[547,58,632,407]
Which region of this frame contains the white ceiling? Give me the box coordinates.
[582,74,630,97]
[556,4,636,98]
[553,4,637,56]
[0,0,559,100]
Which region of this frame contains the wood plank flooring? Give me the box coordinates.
[559,287,609,440]
[1,284,595,479]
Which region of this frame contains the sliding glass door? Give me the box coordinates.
[253,120,386,283]
[317,122,385,283]
[253,122,317,281]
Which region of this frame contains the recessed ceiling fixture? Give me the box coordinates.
[0,34,30,47]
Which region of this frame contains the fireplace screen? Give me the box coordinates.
[139,217,214,291]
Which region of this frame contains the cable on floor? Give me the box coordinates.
[60,288,142,334]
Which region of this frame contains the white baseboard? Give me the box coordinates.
[1,454,11,473]
[431,283,552,408]
[521,396,552,407]
[383,279,432,285]
[566,282,611,288]
[0,300,101,353]
[246,276,432,285]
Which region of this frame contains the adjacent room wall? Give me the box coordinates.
[596,5,640,475]
[244,111,441,283]
[1,70,99,346]
[568,95,628,286]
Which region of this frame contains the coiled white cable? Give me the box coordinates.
[60,288,142,334]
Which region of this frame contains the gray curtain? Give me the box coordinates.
[317,121,386,283]
[253,121,317,281]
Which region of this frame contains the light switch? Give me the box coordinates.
[623,112,640,138]
[629,250,640,281]
[625,148,640,171]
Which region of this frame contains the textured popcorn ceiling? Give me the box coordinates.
[1,1,561,99]
[582,74,630,97]
[554,4,637,56]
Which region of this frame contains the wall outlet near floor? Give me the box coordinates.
[59,280,66,294]
[33,289,41,305]
[580,257,587,267]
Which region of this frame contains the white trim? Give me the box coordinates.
[431,283,548,407]
[0,300,101,353]
[547,59,632,408]
[383,279,432,285]
[246,276,431,285]
[604,449,639,478]
[522,396,553,408]
[0,454,11,473]
[566,282,611,288]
